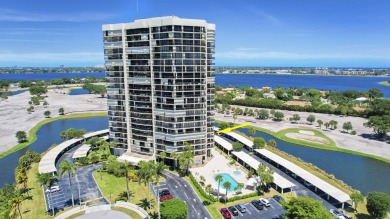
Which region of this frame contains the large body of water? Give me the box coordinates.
[216,74,390,98]
[0,72,105,81]
[0,117,108,187]
[237,128,390,195]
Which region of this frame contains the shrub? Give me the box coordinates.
[232,142,243,151]
[229,160,235,165]
[161,198,188,219]
[189,174,216,202]
[351,130,357,135]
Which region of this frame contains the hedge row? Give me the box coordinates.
[189,174,216,203]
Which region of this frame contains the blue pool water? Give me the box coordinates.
[69,89,90,95]
[233,171,241,175]
[214,173,239,192]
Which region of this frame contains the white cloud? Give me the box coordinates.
[0,8,114,22]
[249,8,281,25]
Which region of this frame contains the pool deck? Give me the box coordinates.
[190,148,252,195]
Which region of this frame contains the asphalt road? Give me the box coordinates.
[154,170,212,219]
[45,144,108,214]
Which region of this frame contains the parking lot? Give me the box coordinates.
[218,198,285,219]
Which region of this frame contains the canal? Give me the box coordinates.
[237,128,390,195]
[0,117,108,187]
[1,116,389,196]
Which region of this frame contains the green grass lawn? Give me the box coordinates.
[19,163,71,219]
[215,120,390,164]
[276,127,337,147]
[111,206,143,219]
[0,112,108,159]
[93,171,158,215]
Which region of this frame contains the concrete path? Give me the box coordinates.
[76,210,131,219]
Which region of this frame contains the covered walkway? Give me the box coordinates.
[255,149,351,207]
[223,132,254,151]
[231,151,295,193]
[72,144,91,160]
[39,129,109,174]
[214,135,233,154]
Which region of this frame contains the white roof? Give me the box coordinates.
[72,144,91,159]
[355,97,368,101]
[38,129,109,174]
[232,151,294,189]
[213,126,220,132]
[224,132,253,148]
[39,138,80,174]
[255,149,350,203]
[101,135,109,140]
[117,153,151,165]
[214,135,233,151]
[84,129,109,139]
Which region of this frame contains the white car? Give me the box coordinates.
[46,186,60,193]
[259,198,271,207]
[330,209,346,219]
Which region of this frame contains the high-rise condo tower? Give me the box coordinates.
[102,16,215,166]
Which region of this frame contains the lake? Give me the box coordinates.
[0,72,105,81]
[237,127,390,195]
[216,74,390,98]
[0,117,108,188]
[69,89,90,95]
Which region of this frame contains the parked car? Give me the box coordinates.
[220,208,231,219]
[273,195,285,203]
[337,209,352,219]
[159,189,170,197]
[228,206,238,216]
[45,186,60,193]
[259,198,271,207]
[330,209,346,219]
[159,194,173,202]
[235,204,246,213]
[251,200,264,210]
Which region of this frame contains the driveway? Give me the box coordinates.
[153,170,212,219]
[45,143,109,214]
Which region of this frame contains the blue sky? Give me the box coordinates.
[0,0,389,67]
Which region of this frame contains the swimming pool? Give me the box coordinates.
[213,173,239,192]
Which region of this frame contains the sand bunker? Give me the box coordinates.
[285,133,330,145]
[298,130,315,136]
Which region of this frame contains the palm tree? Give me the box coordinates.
[154,162,167,185]
[16,171,29,196]
[59,131,68,140]
[59,160,76,207]
[261,168,274,192]
[248,127,256,138]
[175,142,195,175]
[121,161,133,203]
[215,174,223,201]
[9,189,26,219]
[234,183,244,194]
[223,181,231,204]
[136,161,154,208]
[159,151,166,164]
[205,184,213,196]
[37,173,54,215]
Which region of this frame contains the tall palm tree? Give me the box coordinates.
[205,184,212,196]
[159,151,166,164]
[121,161,133,202]
[215,174,223,201]
[234,183,244,194]
[223,181,231,204]
[16,171,29,196]
[37,173,54,215]
[59,160,76,207]
[154,162,167,185]
[9,189,26,219]
[177,142,194,175]
[136,161,153,208]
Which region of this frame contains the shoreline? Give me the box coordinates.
[379,81,390,86]
[0,112,108,159]
[215,72,390,77]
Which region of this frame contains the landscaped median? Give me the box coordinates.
[0,111,108,159]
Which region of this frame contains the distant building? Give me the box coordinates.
[263,93,276,99]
